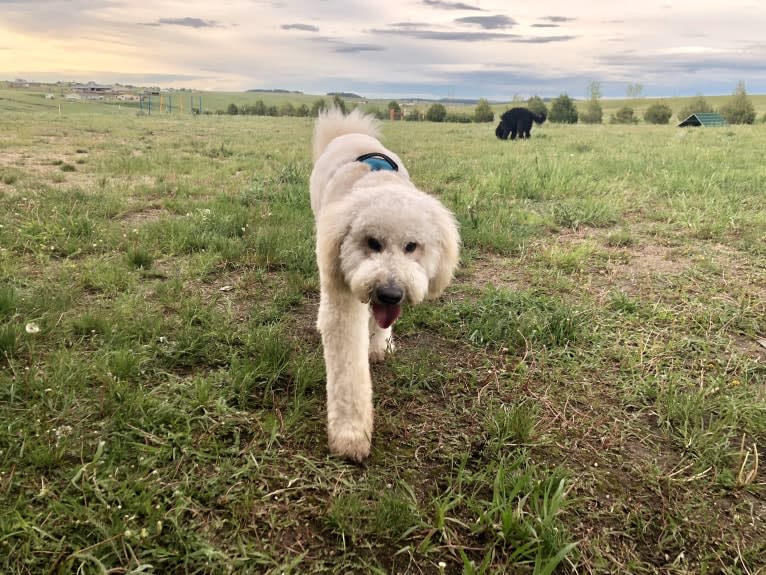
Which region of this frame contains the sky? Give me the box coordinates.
[1,0,765,100]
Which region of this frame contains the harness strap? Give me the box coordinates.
[356,152,399,172]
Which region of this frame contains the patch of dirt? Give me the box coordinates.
[0,151,32,167]
[461,253,528,291]
[595,243,691,298]
[0,148,97,191]
[185,270,255,324]
[615,243,689,276]
[115,205,168,229]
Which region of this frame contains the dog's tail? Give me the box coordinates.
[313,107,381,161]
[533,111,547,124]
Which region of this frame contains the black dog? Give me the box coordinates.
[495,107,546,140]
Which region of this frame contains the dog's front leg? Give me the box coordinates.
[318,290,373,462]
[369,315,394,363]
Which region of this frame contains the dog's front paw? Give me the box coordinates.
[369,347,386,363]
[369,337,394,363]
[328,423,371,462]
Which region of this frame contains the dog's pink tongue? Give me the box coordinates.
[372,303,401,329]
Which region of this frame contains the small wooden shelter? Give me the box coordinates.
[677,112,727,127]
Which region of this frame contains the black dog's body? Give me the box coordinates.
[495,107,546,140]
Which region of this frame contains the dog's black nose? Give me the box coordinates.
[375,286,403,305]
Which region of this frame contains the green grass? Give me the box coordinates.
[0,107,765,574]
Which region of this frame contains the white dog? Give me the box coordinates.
[310,108,460,462]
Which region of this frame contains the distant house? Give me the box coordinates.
[74,82,113,93]
[677,112,727,127]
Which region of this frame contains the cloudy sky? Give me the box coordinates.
[1,0,765,100]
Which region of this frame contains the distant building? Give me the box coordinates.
[73,82,113,94]
[677,112,727,127]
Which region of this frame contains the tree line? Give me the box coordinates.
[573,80,760,125]
[219,82,763,125]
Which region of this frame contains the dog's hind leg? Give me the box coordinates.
[319,290,374,462]
[369,312,394,362]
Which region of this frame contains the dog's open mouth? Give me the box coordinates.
[371,303,401,329]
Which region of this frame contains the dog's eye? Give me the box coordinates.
[404,242,418,253]
[367,237,383,252]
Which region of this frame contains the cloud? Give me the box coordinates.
[281,23,319,32]
[141,17,222,28]
[599,49,766,75]
[455,15,517,30]
[370,25,574,44]
[389,22,433,29]
[513,35,577,44]
[333,44,386,54]
[542,16,576,23]
[310,37,386,54]
[370,27,518,42]
[531,16,575,28]
[422,0,483,10]
[332,65,594,100]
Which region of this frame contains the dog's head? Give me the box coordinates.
[316,178,459,328]
[495,122,508,140]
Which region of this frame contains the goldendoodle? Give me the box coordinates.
[310,108,460,462]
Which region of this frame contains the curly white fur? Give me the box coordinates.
[310,107,460,462]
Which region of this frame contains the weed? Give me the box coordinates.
[126,248,153,270]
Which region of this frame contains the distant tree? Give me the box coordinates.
[404,108,422,121]
[445,111,473,123]
[249,100,266,115]
[266,105,278,117]
[581,100,602,124]
[527,95,548,118]
[295,103,310,117]
[425,103,447,122]
[386,100,402,119]
[626,83,644,98]
[677,95,714,121]
[610,106,639,124]
[474,98,494,122]
[278,102,296,117]
[548,94,579,124]
[644,102,673,124]
[310,98,327,117]
[719,81,756,124]
[580,80,603,124]
[332,95,347,113]
[226,103,239,115]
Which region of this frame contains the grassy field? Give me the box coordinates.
[0,107,765,574]
[3,83,766,121]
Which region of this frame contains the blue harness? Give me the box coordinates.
[356,152,399,172]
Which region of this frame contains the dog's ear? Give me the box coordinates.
[427,205,460,299]
[315,205,351,288]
